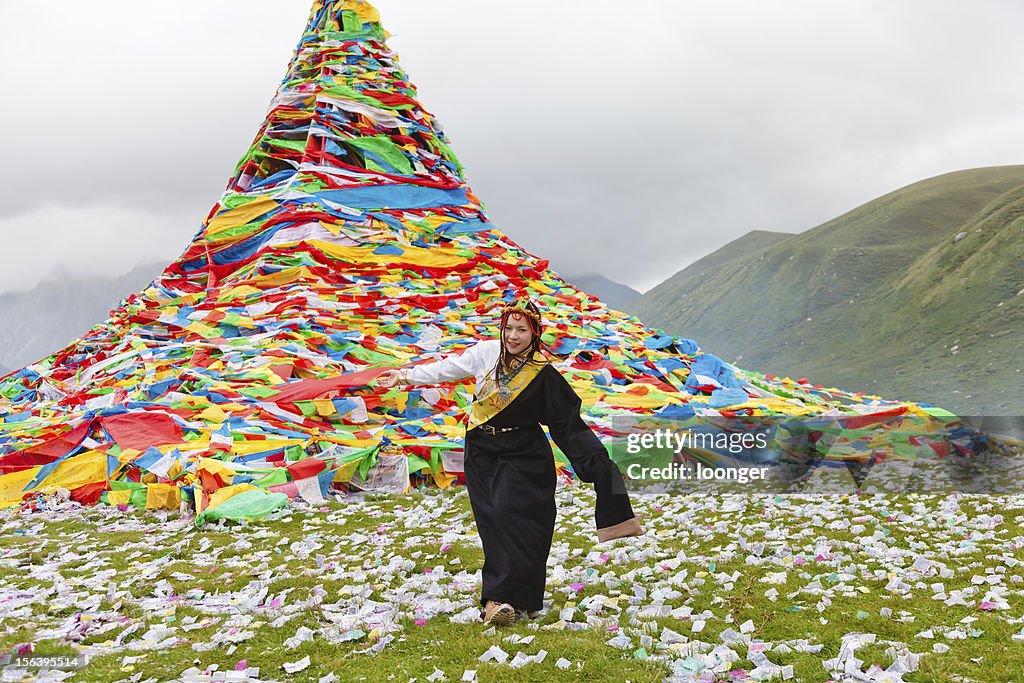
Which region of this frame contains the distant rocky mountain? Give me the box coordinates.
[0,263,164,373]
[566,273,641,312]
[634,166,1024,415]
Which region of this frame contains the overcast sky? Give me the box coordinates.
[2,0,1024,295]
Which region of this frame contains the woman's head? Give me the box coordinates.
[502,313,534,355]
[498,298,543,359]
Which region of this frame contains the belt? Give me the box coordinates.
[478,424,523,436]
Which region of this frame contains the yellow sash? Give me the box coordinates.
[467,353,548,431]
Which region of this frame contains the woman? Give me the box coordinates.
[377,298,643,626]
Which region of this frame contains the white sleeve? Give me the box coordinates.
[405,340,497,386]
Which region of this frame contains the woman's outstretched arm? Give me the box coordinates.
[377,340,498,388]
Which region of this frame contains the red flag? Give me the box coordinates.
[268,367,387,403]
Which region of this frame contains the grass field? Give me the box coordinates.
[2,484,1023,682]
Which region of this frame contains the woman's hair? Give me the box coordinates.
[492,298,549,380]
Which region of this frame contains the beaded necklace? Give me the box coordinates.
[496,353,529,404]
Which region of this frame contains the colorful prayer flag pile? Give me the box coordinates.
[0,1,971,521]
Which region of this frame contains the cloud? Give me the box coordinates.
[0,203,195,293]
[2,0,1024,293]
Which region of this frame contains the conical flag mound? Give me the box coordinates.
[0,1,959,519]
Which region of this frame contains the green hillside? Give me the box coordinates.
[660,229,795,283]
[633,166,1024,415]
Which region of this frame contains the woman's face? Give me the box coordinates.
[502,314,534,355]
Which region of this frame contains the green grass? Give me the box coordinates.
[2,489,1024,682]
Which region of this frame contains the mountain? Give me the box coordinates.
[635,166,1024,414]
[564,273,641,312]
[0,263,164,373]
[638,230,794,316]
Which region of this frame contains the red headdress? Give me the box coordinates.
[499,298,543,336]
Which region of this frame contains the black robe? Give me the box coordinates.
[464,364,635,612]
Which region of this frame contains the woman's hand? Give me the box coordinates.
[377,368,403,389]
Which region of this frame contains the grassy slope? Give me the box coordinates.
[633,166,1024,414]
[660,230,797,284]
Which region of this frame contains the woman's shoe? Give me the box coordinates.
[482,600,516,626]
[596,516,644,543]
[514,608,542,621]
